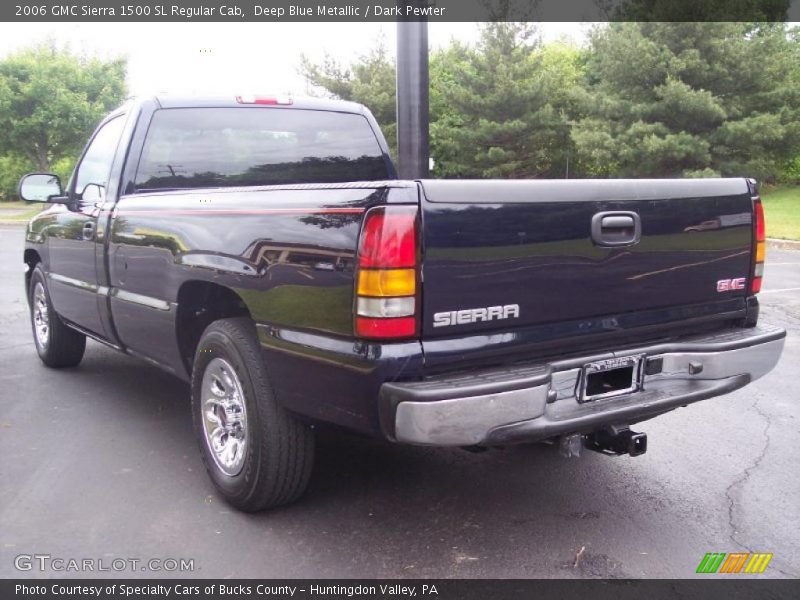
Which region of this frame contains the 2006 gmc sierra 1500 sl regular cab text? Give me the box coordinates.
[19,96,786,511]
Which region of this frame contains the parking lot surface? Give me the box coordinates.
[1,225,798,579]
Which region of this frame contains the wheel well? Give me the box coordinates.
[24,249,41,291]
[176,281,251,374]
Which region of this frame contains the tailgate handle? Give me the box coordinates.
[591,211,641,247]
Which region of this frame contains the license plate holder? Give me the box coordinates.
[578,355,644,403]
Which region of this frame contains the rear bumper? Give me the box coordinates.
[379,324,786,446]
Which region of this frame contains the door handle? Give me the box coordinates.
[82,221,95,241]
[591,211,641,247]
[601,215,635,230]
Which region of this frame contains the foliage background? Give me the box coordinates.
[0,43,126,200]
[1,23,798,206]
[301,21,800,183]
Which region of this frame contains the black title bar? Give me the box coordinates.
[3,0,799,22]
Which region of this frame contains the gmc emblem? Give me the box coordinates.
[717,277,746,292]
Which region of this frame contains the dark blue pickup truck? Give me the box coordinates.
[19,96,785,511]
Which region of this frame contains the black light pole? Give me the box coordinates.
[396,2,430,179]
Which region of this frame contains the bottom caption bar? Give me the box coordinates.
[4,580,800,600]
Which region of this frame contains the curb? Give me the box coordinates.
[767,238,800,252]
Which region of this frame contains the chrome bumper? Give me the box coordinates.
[380,324,786,446]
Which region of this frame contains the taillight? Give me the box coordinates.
[355,206,418,339]
[752,196,765,294]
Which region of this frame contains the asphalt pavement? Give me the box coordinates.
[1,224,798,579]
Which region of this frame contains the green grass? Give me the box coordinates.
[0,200,44,222]
[761,184,800,241]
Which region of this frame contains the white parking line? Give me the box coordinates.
[766,262,800,266]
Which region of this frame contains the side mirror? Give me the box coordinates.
[18,173,65,203]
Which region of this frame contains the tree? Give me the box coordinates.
[299,22,799,183]
[0,43,127,173]
[0,148,74,200]
[299,42,397,153]
[785,154,800,183]
[430,24,583,178]
[572,22,800,181]
[0,154,33,200]
[299,25,584,178]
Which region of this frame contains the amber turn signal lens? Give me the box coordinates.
[756,241,766,263]
[357,268,415,297]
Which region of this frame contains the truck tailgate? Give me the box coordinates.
[419,179,754,340]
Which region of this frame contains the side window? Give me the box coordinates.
[73,116,126,198]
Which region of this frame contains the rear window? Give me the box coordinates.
[134,107,389,191]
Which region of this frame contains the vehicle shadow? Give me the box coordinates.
[44,343,634,578]
[77,341,600,511]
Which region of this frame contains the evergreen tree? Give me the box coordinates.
[572,22,800,181]
[431,24,582,178]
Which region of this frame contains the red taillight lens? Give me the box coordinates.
[754,199,765,242]
[358,207,417,268]
[752,197,765,295]
[355,205,419,340]
[355,316,416,338]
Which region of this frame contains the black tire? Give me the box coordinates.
[191,317,314,511]
[29,265,86,368]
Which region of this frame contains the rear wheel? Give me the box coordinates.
[29,265,86,368]
[191,317,314,511]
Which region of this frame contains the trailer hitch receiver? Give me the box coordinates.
[585,426,647,457]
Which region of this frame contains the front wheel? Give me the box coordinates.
[191,317,314,511]
[29,265,86,368]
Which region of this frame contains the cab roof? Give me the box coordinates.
[148,94,368,115]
